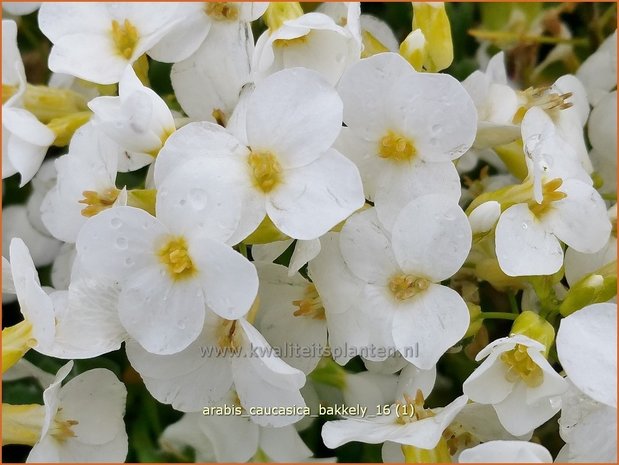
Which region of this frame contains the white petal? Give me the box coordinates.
[463,347,515,404]
[337,53,412,141]
[188,236,258,320]
[119,265,205,355]
[289,238,321,275]
[339,208,398,284]
[495,204,563,276]
[391,195,471,282]
[469,201,502,234]
[395,364,437,400]
[251,240,293,263]
[75,206,164,279]
[557,303,617,407]
[267,149,364,240]
[246,68,343,169]
[3,255,15,294]
[458,440,552,462]
[58,368,127,445]
[260,425,313,461]
[392,284,469,369]
[545,179,611,253]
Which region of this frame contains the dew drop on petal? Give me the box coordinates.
[124,257,134,267]
[116,237,128,249]
[110,217,122,229]
[521,223,528,230]
[189,188,208,210]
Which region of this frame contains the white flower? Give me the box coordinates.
[254,262,327,374]
[321,393,468,449]
[556,302,617,408]
[556,379,617,462]
[155,67,364,243]
[338,197,471,369]
[3,359,55,387]
[149,2,268,63]
[3,205,61,268]
[576,30,617,106]
[564,205,617,285]
[495,178,610,277]
[461,52,520,148]
[170,19,254,125]
[37,3,190,84]
[458,440,552,463]
[336,52,476,229]
[463,334,567,436]
[26,361,128,463]
[41,123,126,243]
[161,411,312,462]
[252,11,361,86]
[76,190,259,354]
[468,201,501,235]
[88,66,175,170]
[2,20,55,186]
[126,313,306,427]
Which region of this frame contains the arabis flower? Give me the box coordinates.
[463,334,567,436]
[2,20,55,186]
[76,185,259,354]
[41,123,126,243]
[155,67,364,243]
[88,66,175,170]
[126,313,306,427]
[338,196,471,369]
[576,30,617,106]
[38,3,189,84]
[336,52,476,229]
[23,361,128,462]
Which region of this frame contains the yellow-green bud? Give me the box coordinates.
[2,320,35,374]
[510,310,555,357]
[242,216,289,245]
[2,403,45,446]
[560,261,617,317]
[411,2,453,72]
[464,302,482,338]
[47,111,91,147]
[23,84,88,123]
[361,30,390,58]
[308,357,347,389]
[400,29,427,71]
[264,2,304,31]
[127,189,157,217]
[401,437,452,463]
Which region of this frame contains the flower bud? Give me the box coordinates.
[560,261,617,317]
[399,29,427,71]
[510,310,555,356]
[411,2,453,72]
[264,2,304,31]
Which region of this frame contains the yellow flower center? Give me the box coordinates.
[292,284,326,320]
[500,343,544,388]
[157,237,196,280]
[204,2,239,21]
[217,319,242,350]
[111,19,139,60]
[79,188,121,218]
[528,177,567,218]
[50,411,79,443]
[378,131,417,162]
[395,390,433,425]
[273,34,309,48]
[389,274,429,301]
[248,150,283,193]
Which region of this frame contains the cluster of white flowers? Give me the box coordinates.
[2,2,616,463]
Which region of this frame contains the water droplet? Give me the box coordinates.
[116,237,128,249]
[521,223,528,230]
[124,257,134,267]
[110,217,122,229]
[177,320,186,330]
[189,188,208,210]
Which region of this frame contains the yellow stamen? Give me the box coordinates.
[501,343,544,387]
[378,131,417,162]
[528,177,567,218]
[157,237,196,280]
[216,319,241,350]
[111,19,139,60]
[50,410,79,442]
[292,284,325,320]
[248,151,283,193]
[513,86,573,123]
[79,188,121,218]
[389,274,429,301]
[204,2,239,21]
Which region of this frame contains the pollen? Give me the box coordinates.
[378,131,417,162]
[292,284,326,320]
[528,177,567,218]
[248,150,283,193]
[79,188,120,218]
[389,273,429,301]
[111,19,139,60]
[204,2,239,21]
[500,344,544,388]
[157,236,196,280]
